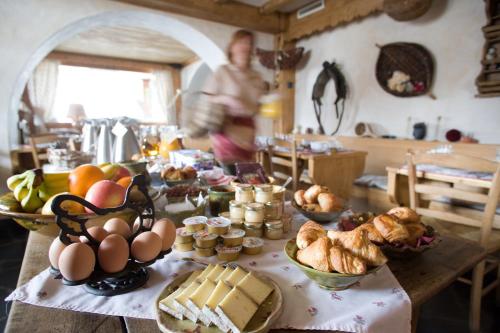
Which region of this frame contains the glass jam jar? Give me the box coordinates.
[264,220,284,240]
[235,184,254,203]
[265,200,284,220]
[244,203,265,223]
[244,222,263,238]
[254,184,273,204]
[229,200,245,220]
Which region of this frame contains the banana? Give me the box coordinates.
[6,170,29,191]
[43,172,69,183]
[38,183,67,202]
[21,186,44,213]
[13,177,30,201]
[0,192,22,212]
[43,178,69,191]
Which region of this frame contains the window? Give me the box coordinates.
[52,65,167,122]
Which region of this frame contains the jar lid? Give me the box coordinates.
[243,237,264,248]
[265,200,283,207]
[229,200,242,208]
[215,244,243,253]
[235,184,253,192]
[183,216,208,226]
[265,220,283,229]
[219,211,231,219]
[244,222,263,229]
[254,184,273,192]
[245,203,264,211]
[176,227,194,237]
[193,230,218,241]
[221,229,245,239]
[207,217,231,227]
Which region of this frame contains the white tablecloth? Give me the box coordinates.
[6,210,411,333]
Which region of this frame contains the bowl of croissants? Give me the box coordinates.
[339,207,441,259]
[284,221,387,290]
[293,185,346,223]
[161,166,198,187]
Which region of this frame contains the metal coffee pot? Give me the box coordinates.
[81,120,98,160]
[96,120,114,164]
[112,121,141,162]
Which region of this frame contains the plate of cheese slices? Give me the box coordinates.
[155,264,283,333]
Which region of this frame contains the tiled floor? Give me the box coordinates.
[0,212,499,333]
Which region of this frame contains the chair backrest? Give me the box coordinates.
[406,151,500,246]
[29,133,59,168]
[267,137,299,191]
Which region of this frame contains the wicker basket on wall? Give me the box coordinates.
[375,42,436,99]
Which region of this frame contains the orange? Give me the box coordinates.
[69,164,105,197]
[116,176,132,189]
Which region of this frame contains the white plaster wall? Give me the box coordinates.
[295,0,500,143]
[0,0,274,184]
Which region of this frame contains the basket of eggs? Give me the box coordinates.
[339,207,441,259]
[48,175,176,296]
[293,185,346,223]
[284,221,386,290]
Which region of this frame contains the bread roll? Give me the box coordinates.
[294,190,306,206]
[317,193,344,212]
[304,185,330,204]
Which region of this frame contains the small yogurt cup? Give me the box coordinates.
[242,237,264,255]
[206,217,231,235]
[175,227,194,244]
[193,230,218,248]
[193,244,215,257]
[183,216,207,233]
[174,241,194,252]
[215,244,242,261]
[221,228,245,247]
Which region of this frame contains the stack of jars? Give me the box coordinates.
[225,183,285,240]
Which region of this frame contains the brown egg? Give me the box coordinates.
[104,217,131,238]
[98,234,129,273]
[151,218,176,251]
[131,231,162,262]
[80,226,109,243]
[48,237,67,269]
[58,243,95,281]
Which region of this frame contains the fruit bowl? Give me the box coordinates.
[284,239,382,290]
[292,201,346,223]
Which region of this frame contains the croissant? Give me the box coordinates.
[404,223,427,247]
[387,207,420,224]
[317,193,344,212]
[329,241,367,274]
[294,190,306,206]
[373,214,409,243]
[327,229,387,266]
[356,223,385,244]
[297,237,331,272]
[302,203,321,212]
[296,220,326,249]
[304,185,330,204]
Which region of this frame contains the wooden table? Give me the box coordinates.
[259,149,367,199]
[6,229,486,333]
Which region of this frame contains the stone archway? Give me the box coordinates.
[8,10,226,147]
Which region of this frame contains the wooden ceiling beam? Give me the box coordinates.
[260,0,293,15]
[114,0,285,33]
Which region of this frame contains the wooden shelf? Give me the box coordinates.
[476,92,500,98]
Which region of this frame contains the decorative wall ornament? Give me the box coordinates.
[375,42,436,99]
[383,0,433,22]
[256,47,305,70]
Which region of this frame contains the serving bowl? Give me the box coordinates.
[292,201,345,223]
[163,177,197,188]
[157,195,207,227]
[284,239,382,290]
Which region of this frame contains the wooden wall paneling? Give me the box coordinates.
[171,68,182,125]
[274,36,296,135]
[285,0,384,41]
[260,0,294,14]
[114,0,285,33]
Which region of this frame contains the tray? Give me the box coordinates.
[155,270,283,333]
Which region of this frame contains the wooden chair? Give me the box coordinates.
[29,133,59,168]
[266,138,304,192]
[406,151,500,332]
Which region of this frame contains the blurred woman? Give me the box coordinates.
[203,29,267,174]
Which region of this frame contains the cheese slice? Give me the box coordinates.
[236,272,274,305]
[158,287,185,320]
[202,281,232,332]
[180,270,202,288]
[215,287,258,333]
[173,281,200,322]
[224,266,247,287]
[206,264,225,282]
[216,266,234,282]
[186,279,216,326]
[197,264,215,282]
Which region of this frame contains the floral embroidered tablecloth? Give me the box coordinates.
[6,209,411,333]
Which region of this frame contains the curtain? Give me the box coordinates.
[27,59,60,122]
[153,69,176,124]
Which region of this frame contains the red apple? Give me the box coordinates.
[113,167,131,181]
[85,180,126,213]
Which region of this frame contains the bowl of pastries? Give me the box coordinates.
[284,221,387,290]
[161,166,198,187]
[339,207,441,259]
[293,185,346,223]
